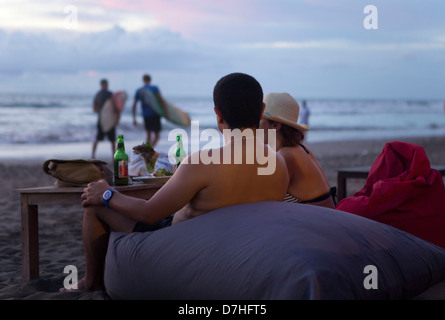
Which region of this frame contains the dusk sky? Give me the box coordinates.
[1,0,444,99]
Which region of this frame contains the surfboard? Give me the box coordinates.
[139,89,191,127]
[100,91,128,132]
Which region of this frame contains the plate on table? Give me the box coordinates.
[132,175,171,184]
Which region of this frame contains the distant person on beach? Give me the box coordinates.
[132,74,170,147]
[260,93,336,208]
[92,79,115,159]
[72,72,289,292]
[300,100,310,126]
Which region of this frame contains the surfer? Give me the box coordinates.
[132,74,170,147]
[92,79,116,159]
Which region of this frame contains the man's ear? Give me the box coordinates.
[214,107,224,124]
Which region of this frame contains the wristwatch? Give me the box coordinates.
[103,189,115,209]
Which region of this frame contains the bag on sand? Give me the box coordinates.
[43,159,113,187]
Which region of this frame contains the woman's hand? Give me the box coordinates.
[81,179,112,208]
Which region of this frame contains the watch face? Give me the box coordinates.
[104,190,112,200]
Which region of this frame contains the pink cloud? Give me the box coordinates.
[79,0,265,38]
[87,70,99,77]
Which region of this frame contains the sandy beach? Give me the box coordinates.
[1,135,445,300]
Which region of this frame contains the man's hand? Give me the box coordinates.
[81,179,113,208]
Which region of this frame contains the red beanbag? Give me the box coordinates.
[336,141,445,248]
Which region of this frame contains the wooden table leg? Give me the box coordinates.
[21,195,39,282]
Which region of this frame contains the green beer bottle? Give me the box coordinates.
[175,134,186,168]
[114,134,129,185]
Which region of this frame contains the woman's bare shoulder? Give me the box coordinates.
[278,145,308,158]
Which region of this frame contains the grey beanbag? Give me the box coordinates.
[104,201,445,300]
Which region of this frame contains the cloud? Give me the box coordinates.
[1,0,445,99]
[238,38,445,51]
[239,39,351,50]
[0,25,219,75]
[0,0,160,33]
[0,23,234,95]
[86,0,264,36]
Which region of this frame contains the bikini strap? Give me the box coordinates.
[299,144,310,155]
[301,187,337,205]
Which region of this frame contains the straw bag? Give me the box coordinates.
[43,159,113,187]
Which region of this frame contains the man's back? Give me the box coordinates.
[170,137,289,224]
[136,84,159,111]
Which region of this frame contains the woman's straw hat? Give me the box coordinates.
[263,92,310,131]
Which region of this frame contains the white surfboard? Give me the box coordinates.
[100,91,127,132]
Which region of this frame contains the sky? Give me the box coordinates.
[0,0,444,100]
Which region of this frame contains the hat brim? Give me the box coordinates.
[263,114,310,132]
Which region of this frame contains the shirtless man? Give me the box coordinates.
[77,73,289,291]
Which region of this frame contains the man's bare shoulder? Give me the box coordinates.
[181,147,228,166]
[179,144,288,179]
[173,150,220,185]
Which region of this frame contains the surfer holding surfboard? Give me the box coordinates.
[132,74,170,148]
[92,79,127,159]
[92,79,116,159]
[132,74,191,147]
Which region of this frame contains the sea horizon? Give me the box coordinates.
[1,92,445,162]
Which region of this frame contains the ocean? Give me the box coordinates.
[1,92,445,161]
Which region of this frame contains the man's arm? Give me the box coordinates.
[81,154,205,224]
[93,94,99,113]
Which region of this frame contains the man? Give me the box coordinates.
[300,100,310,127]
[92,79,115,159]
[76,73,289,291]
[132,74,170,147]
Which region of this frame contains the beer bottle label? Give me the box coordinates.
[118,160,128,178]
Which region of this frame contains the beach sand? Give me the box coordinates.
[1,135,444,300]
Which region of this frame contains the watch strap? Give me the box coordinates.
[103,189,115,209]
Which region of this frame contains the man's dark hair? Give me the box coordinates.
[100,79,108,85]
[213,72,264,129]
[143,74,151,83]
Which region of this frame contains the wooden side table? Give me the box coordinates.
[16,183,165,282]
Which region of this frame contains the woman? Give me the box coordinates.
[260,92,336,208]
